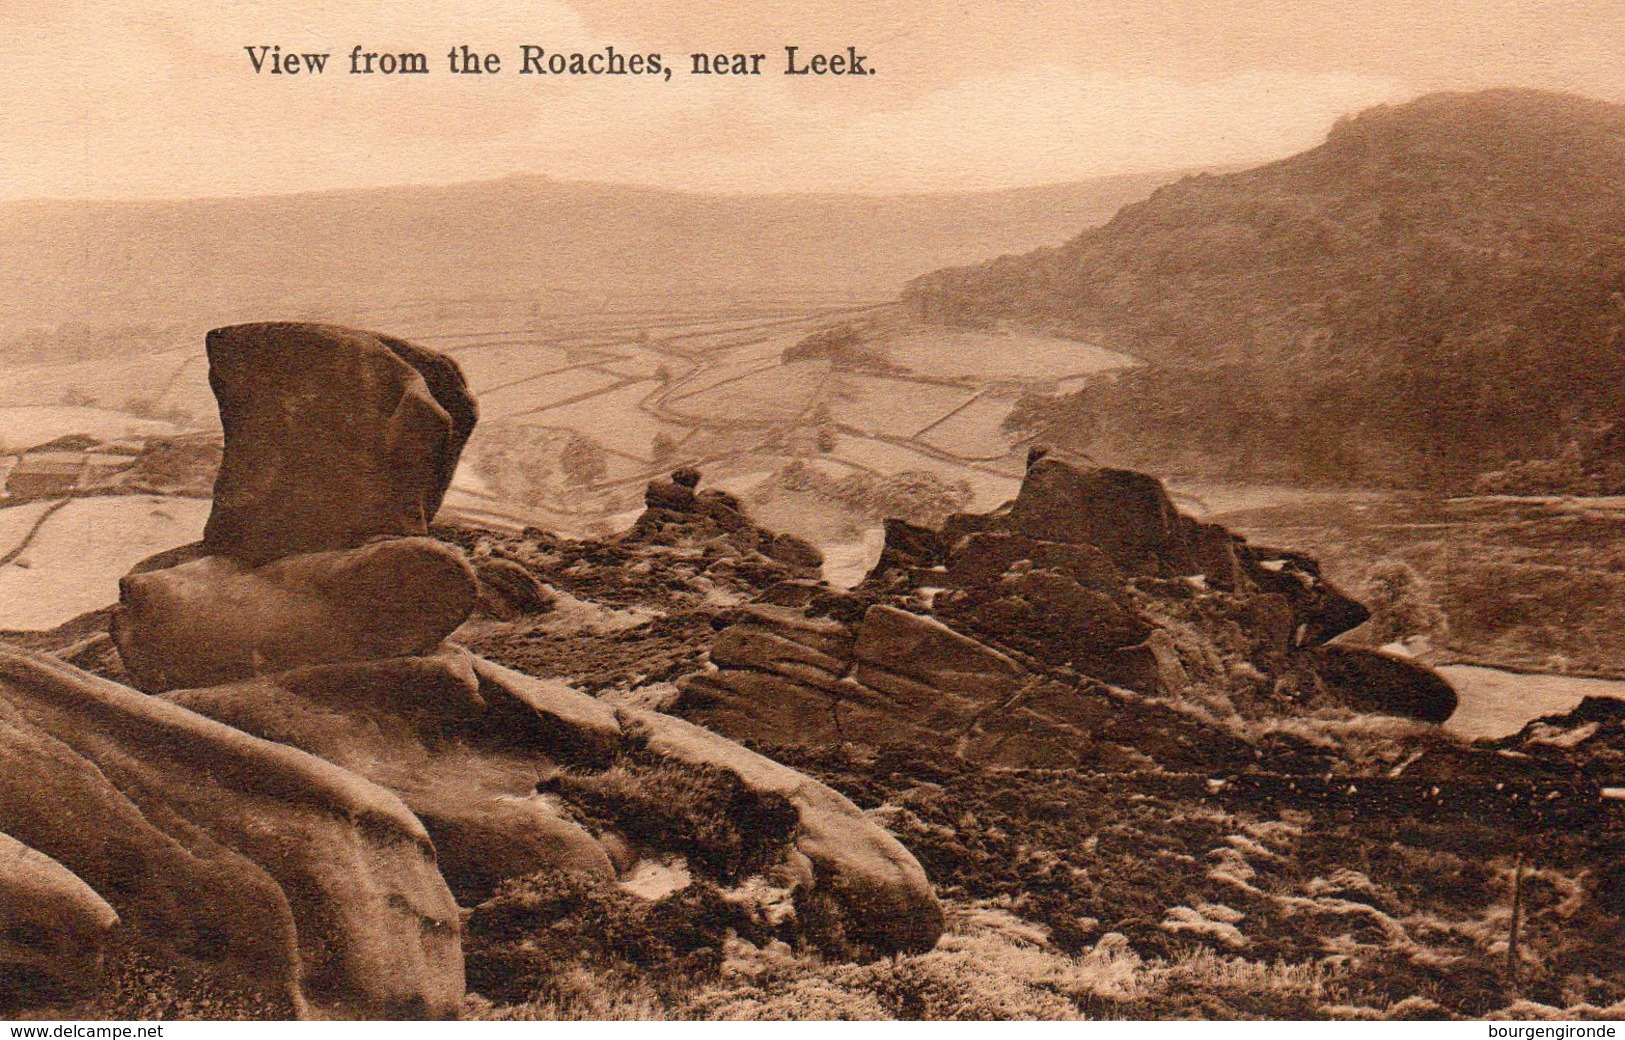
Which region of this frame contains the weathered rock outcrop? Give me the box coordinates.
[1008,461,1189,575]
[683,457,1459,769]
[0,831,119,1006]
[0,645,464,1018]
[679,600,1249,772]
[629,468,824,575]
[4,322,946,1016]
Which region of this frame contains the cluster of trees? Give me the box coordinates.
[771,460,974,527]
[781,321,896,373]
[468,424,610,505]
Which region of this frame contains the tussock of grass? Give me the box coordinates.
[542,753,800,884]
[464,868,762,1008]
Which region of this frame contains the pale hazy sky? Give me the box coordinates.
[3,0,1623,200]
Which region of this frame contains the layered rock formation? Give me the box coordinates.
[630,467,826,574]
[0,323,943,1018]
[680,456,1459,768]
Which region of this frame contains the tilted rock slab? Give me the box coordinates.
[157,642,944,956]
[0,830,119,1004]
[164,647,616,902]
[203,323,476,565]
[113,537,477,693]
[619,707,945,954]
[0,644,463,1018]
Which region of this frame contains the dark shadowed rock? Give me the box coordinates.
[0,644,463,1019]
[113,537,477,693]
[473,558,555,619]
[644,478,698,513]
[1178,515,1250,590]
[861,517,947,587]
[995,570,1151,650]
[1232,592,1297,662]
[1239,545,1370,646]
[940,505,1012,548]
[202,323,476,565]
[695,489,752,532]
[764,532,825,570]
[370,331,479,511]
[945,531,1123,589]
[1309,645,1459,723]
[1008,460,1188,574]
[0,832,119,1006]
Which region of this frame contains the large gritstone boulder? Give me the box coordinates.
[112,537,477,693]
[202,323,477,565]
[0,645,463,1019]
[158,640,946,955]
[164,647,617,903]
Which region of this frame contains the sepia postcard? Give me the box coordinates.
[2,0,1625,1027]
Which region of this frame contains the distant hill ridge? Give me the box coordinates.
[904,89,1625,487]
[0,169,1193,339]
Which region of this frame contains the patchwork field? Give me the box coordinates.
[917,394,1021,459]
[829,376,975,438]
[663,363,827,426]
[882,327,1138,383]
[0,495,209,630]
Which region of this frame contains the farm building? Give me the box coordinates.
[3,447,139,499]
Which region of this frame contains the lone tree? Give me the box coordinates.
[1356,559,1449,647]
[560,435,608,487]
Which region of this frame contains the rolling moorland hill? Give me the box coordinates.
[903,90,1625,489]
[0,169,1188,354]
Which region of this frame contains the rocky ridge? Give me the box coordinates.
[0,323,941,1018]
[678,453,1467,775]
[433,449,1625,1017]
[5,322,1624,1019]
